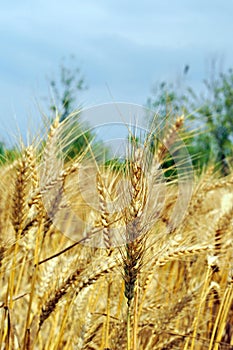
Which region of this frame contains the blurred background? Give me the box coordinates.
[1,0,233,173]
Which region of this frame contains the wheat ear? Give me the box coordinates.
[157,115,184,163]
[96,171,112,253]
[120,145,149,350]
[39,257,116,328]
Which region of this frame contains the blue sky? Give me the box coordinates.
[1,0,233,144]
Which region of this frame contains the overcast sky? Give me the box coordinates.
[1,0,233,143]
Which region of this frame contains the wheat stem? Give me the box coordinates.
[127,306,131,350]
[189,263,212,350]
[132,278,139,350]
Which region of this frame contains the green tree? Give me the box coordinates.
[147,65,190,119]
[48,56,109,163]
[147,65,233,175]
[190,68,233,174]
[49,55,87,121]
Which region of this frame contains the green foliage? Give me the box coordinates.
[49,55,87,121]
[48,56,109,162]
[147,66,190,119]
[0,142,4,159]
[147,81,186,118]
[147,66,233,175]
[60,116,110,163]
[0,142,20,165]
[191,68,233,174]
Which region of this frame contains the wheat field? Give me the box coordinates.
[0,114,232,350]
